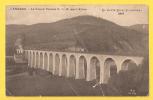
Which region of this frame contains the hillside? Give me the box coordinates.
[6,15,148,56]
[126,24,148,34]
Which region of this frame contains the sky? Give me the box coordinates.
[6,5,148,26]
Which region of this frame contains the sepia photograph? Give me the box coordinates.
[6,5,149,96]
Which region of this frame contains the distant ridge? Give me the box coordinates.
[6,15,148,56]
[125,24,148,34]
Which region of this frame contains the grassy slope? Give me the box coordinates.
[6,15,148,56]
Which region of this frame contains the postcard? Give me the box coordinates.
[5,5,149,96]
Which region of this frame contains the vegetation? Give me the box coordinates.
[105,57,149,96]
[6,15,148,56]
[6,15,149,96]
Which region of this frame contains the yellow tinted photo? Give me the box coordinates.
[6,5,149,96]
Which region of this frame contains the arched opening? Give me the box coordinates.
[79,56,87,80]
[121,59,137,71]
[69,55,76,78]
[49,53,53,73]
[25,51,28,60]
[61,54,67,77]
[104,58,117,83]
[39,52,43,69]
[44,53,48,71]
[35,52,39,68]
[55,54,60,75]
[28,51,31,66]
[90,57,100,82]
[30,51,33,67]
[32,52,35,68]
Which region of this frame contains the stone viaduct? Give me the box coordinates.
[16,49,144,84]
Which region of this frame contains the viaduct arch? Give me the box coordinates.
[18,49,144,84]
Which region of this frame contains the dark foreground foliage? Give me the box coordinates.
[105,57,149,96]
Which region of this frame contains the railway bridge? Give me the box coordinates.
[16,49,144,84]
